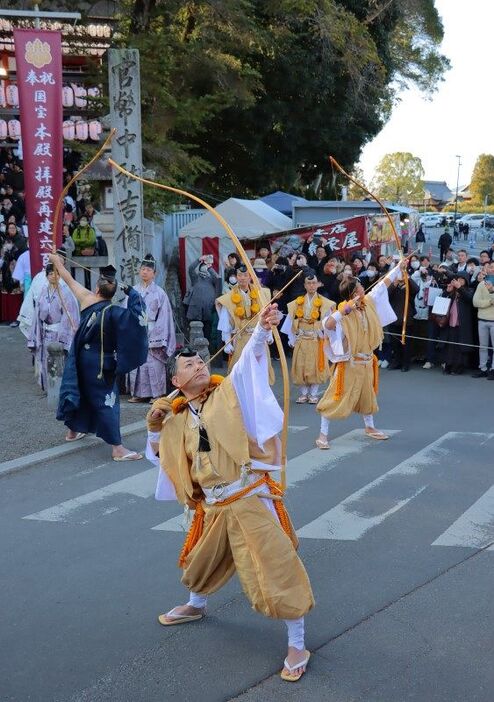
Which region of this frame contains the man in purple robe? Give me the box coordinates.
[28,263,80,391]
[128,255,176,402]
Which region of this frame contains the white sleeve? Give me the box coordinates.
[322,313,346,357]
[217,305,233,343]
[230,324,283,453]
[368,280,398,327]
[147,430,178,502]
[280,313,296,346]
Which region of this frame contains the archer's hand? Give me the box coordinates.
[260,303,281,330]
[48,253,63,270]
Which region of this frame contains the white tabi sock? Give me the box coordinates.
[284,617,305,651]
[187,592,208,609]
[299,385,309,396]
[320,416,330,436]
[363,414,375,429]
[309,384,319,397]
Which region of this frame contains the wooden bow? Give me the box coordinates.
[108,160,291,488]
[329,156,410,344]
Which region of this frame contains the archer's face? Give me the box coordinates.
[172,354,210,397]
[236,270,251,288]
[304,279,319,295]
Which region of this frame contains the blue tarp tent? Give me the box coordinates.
[260,190,307,217]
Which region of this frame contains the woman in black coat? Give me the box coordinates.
[439,272,474,374]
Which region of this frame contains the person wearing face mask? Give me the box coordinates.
[318,257,340,302]
[358,261,379,285]
[465,258,480,288]
[71,216,96,257]
[411,264,438,368]
[438,273,474,375]
[407,255,420,275]
[451,249,468,274]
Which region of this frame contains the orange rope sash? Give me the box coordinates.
[317,338,325,372]
[332,362,345,401]
[372,354,379,395]
[177,473,293,568]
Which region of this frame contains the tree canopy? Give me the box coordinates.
[5,0,450,203]
[372,152,425,204]
[470,154,494,206]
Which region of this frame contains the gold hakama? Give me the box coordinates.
[317,295,383,420]
[149,377,314,620]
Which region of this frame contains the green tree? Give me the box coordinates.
[347,166,369,200]
[470,154,494,206]
[3,0,450,203]
[372,152,425,204]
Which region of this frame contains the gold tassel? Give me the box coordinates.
[373,354,379,395]
[332,362,345,401]
[178,502,205,568]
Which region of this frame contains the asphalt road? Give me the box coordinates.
[1,360,494,702]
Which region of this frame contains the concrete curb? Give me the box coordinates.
[0,420,147,479]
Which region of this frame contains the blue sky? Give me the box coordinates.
[359,0,494,189]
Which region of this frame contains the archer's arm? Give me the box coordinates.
[48,254,92,306]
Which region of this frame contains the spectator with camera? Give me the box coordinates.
[472,262,494,379]
[412,263,439,368]
[438,273,474,375]
[387,275,419,372]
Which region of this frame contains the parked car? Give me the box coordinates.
[420,214,445,227]
[456,213,487,229]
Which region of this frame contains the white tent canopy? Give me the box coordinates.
[179,198,292,289]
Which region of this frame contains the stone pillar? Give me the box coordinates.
[108,49,144,290]
[46,342,65,411]
[189,321,210,363]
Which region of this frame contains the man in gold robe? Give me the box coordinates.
[316,264,403,449]
[147,303,314,682]
[281,273,335,404]
[215,265,274,380]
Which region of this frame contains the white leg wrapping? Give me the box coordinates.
[299,385,309,396]
[187,592,208,609]
[309,384,319,396]
[363,414,375,429]
[320,416,330,436]
[284,617,305,651]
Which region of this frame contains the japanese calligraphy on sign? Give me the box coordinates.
[14,30,63,275]
[268,216,370,256]
[109,49,144,285]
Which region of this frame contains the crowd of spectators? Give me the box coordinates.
[0,145,107,324]
[183,233,494,379]
[0,152,27,323]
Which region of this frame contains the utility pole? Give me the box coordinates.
[454,155,461,223]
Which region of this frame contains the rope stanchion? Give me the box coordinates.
[385,330,493,351]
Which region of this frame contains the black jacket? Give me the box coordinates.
[438,232,452,250]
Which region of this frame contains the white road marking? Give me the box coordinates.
[297,432,493,541]
[23,468,156,522]
[433,487,494,550]
[151,429,400,532]
[288,425,308,432]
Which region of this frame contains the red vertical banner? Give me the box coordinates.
[14,29,63,276]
